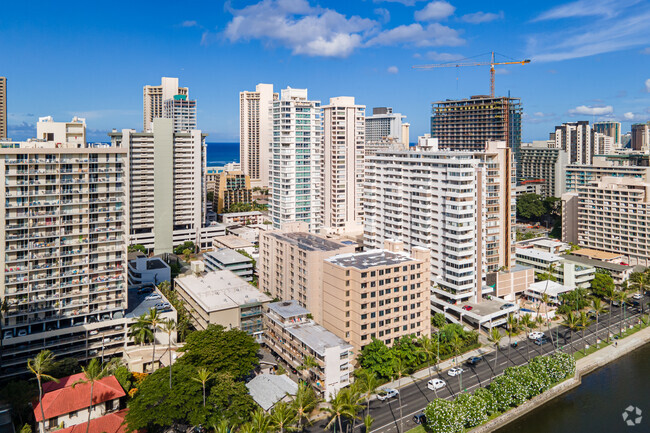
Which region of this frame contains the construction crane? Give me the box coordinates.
[413,51,531,97]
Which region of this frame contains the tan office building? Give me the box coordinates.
[322,97,365,235]
[213,170,252,214]
[0,77,6,140]
[322,240,430,352]
[258,223,355,323]
[240,83,278,187]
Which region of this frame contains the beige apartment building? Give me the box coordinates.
[0,135,129,376]
[213,170,252,214]
[258,223,355,323]
[322,97,365,235]
[143,77,188,131]
[322,240,431,352]
[240,84,278,187]
[519,141,569,198]
[0,77,6,140]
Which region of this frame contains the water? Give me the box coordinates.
[497,343,650,432]
[206,142,239,166]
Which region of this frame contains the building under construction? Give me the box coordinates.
[431,95,522,168]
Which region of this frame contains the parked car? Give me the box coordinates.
[155,302,171,309]
[145,293,162,301]
[528,331,544,340]
[89,330,99,335]
[534,337,549,346]
[413,414,427,425]
[462,305,473,311]
[137,287,154,295]
[377,388,399,401]
[447,367,464,377]
[633,293,643,300]
[466,356,483,366]
[500,303,515,310]
[427,378,446,390]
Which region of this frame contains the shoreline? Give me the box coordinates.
[469,324,650,433]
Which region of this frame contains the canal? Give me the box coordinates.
[497,342,650,432]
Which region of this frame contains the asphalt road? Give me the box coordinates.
[307,295,650,433]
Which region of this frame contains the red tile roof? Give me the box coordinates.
[56,409,130,433]
[33,373,126,422]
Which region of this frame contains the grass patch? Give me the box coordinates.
[573,341,611,360]
[406,425,426,433]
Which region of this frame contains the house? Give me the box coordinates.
[55,409,129,433]
[245,374,298,412]
[33,373,126,432]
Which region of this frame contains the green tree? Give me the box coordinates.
[456,392,488,428]
[488,329,502,377]
[129,315,153,347]
[590,273,615,298]
[192,367,212,407]
[630,272,650,298]
[363,415,373,433]
[20,425,32,433]
[562,312,579,353]
[250,408,271,433]
[392,356,407,433]
[356,370,380,418]
[591,298,606,348]
[173,241,195,256]
[520,314,533,360]
[543,196,561,218]
[28,350,59,433]
[418,335,438,380]
[269,401,297,433]
[114,365,133,392]
[207,374,257,426]
[432,313,447,329]
[161,319,177,389]
[323,389,356,433]
[424,398,463,433]
[358,338,395,380]
[177,324,259,379]
[516,193,546,220]
[142,308,164,373]
[128,244,147,254]
[0,380,37,427]
[183,248,192,263]
[49,358,80,379]
[72,359,111,433]
[291,382,319,430]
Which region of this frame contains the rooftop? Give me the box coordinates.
[269,232,346,252]
[175,270,270,312]
[268,300,310,319]
[34,374,125,421]
[515,247,562,263]
[204,249,252,265]
[56,410,129,433]
[561,254,631,272]
[285,321,353,357]
[245,374,298,412]
[529,239,567,249]
[219,211,263,217]
[213,235,255,249]
[572,248,623,261]
[125,287,173,319]
[326,249,415,270]
[526,280,574,297]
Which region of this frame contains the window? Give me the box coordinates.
[49,418,58,429]
[105,400,114,411]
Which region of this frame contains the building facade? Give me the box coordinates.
[203,249,253,281]
[212,170,252,214]
[143,77,188,132]
[264,300,353,398]
[565,154,650,193]
[269,88,323,231]
[593,121,621,147]
[631,123,650,152]
[431,96,522,167]
[163,95,197,132]
[519,141,569,197]
[258,224,355,323]
[322,240,431,352]
[322,97,365,234]
[36,116,86,148]
[0,77,6,140]
[240,84,278,187]
[551,121,614,165]
[365,107,407,149]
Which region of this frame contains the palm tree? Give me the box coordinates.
[520,314,533,360]
[250,408,271,433]
[323,389,355,433]
[577,311,591,355]
[269,401,297,433]
[213,419,230,433]
[604,285,617,342]
[541,293,555,348]
[363,415,374,433]
[129,317,153,347]
[356,370,380,418]
[506,313,518,363]
[418,335,438,380]
[72,359,111,433]
[630,272,649,300]
[28,350,59,433]
[450,334,462,367]
[143,308,163,373]
[292,381,319,430]
[238,423,254,433]
[393,357,406,433]
[591,298,606,348]
[297,355,319,383]
[161,319,176,389]
[616,290,628,336]
[488,328,502,377]
[562,312,579,353]
[192,367,212,407]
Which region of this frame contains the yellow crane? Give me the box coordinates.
[413,51,531,97]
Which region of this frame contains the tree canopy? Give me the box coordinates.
[516,193,547,220]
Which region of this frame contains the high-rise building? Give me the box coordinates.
[143,77,188,132]
[0,77,6,140]
[0,132,129,375]
[163,95,197,132]
[565,154,650,192]
[36,116,86,148]
[322,240,431,352]
[258,223,355,323]
[365,107,407,154]
[109,118,221,253]
[519,141,569,198]
[594,121,621,146]
[430,95,522,166]
[269,88,323,232]
[631,123,650,152]
[322,97,365,234]
[212,170,252,214]
[240,84,278,188]
[364,141,515,306]
[551,121,614,165]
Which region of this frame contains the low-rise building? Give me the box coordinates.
[219,211,265,225]
[213,234,256,255]
[227,225,260,244]
[245,374,298,412]
[55,409,129,433]
[322,240,431,353]
[127,253,171,287]
[486,264,535,302]
[561,254,634,286]
[515,248,595,288]
[525,280,574,305]
[33,373,125,432]
[264,300,353,398]
[174,270,270,336]
[203,249,254,281]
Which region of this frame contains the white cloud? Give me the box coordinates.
[366,22,463,47]
[374,8,391,23]
[181,20,199,27]
[642,47,650,54]
[373,0,425,5]
[425,51,464,61]
[223,0,377,57]
[568,105,614,116]
[387,66,399,74]
[461,11,504,24]
[532,0,635,22]
[414,1,455,21]
[645,78,650,92]
[494,68,511,75]
[624,112,635,120]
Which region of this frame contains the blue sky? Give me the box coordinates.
[2,0,649,142]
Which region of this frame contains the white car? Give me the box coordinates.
[528,331,544,340]
[377,388,399,401]
[447,367,464,377]
[632,293,643,300]
[145,294,162,301]
[427,378,446,390]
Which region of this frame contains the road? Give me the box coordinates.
[307,296,649,433]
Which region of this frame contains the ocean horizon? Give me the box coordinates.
[206,142,239,166]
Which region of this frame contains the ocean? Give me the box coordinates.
[206,142,239,167]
